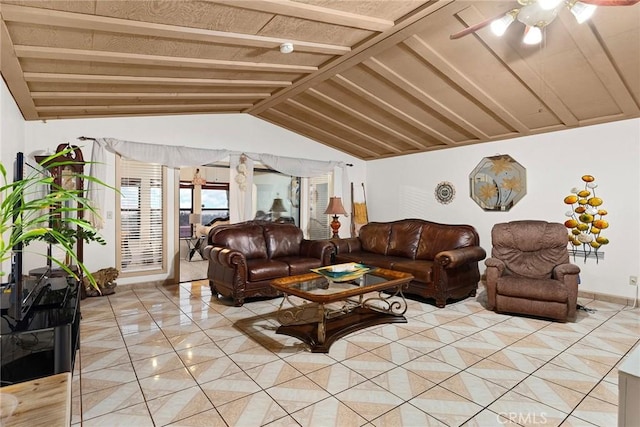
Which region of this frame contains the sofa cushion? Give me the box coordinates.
[247,259,289,281]
[497,276,568,303]
[416,224,477,260]
[390,259,432,283]
[278,256,323,275]
[388,221,422,259]
[359,223,392,255]
[214,224,267,259]
[263,223,303,258]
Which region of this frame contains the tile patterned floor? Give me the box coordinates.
[73,281,639,426]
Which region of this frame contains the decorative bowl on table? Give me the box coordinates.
[310,262,375,282]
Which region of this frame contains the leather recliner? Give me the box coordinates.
[484,220,580,322]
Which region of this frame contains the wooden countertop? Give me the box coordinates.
[0,372,71,426]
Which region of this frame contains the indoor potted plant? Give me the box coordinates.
[0,148,107,294]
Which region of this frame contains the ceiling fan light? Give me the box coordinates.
[570,2,597,23]
[490,13,516,36]
[523,25,543,44]
[538,0,564,10]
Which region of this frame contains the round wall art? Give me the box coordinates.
[435,181,455,204]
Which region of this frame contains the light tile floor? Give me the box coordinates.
[74,281,639,426]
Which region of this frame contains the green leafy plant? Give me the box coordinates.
[0,148,109,291]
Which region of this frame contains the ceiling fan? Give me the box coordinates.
[450,0,640,45]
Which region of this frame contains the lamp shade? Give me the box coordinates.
[523,25,542,45]
[189,213,202,225]
[490,12,515,37]
[570,1,596,24]
[270,198,287,213]
[324,197,347,215]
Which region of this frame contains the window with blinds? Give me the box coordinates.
[307,175,330,239]
[118,158,166,274]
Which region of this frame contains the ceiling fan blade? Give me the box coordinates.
[578,0,639,5]
[450,10,513,40]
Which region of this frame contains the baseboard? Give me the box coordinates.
[578,289,638,307]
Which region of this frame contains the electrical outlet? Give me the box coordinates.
[630,276,638,286]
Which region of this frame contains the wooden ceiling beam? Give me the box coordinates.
[23,72,291,87]
[558,13,640,116]
[209,0,393,32]
[249,0,454,114]
[31,91,269,99]
[456,6,579,127]
[285,98,402,153]
[403,35,530,134]
[0,4,349,55]
[14,45,317,74]
[262,109,381,157]
[36,103,253,113]
[0,21,38,119]
[363,57,488,140]
[307,88,427,148]
[333,74,455,147]
[37,111,243,120]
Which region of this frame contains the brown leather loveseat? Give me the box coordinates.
[332,219,486,307]
[203,221,335,306]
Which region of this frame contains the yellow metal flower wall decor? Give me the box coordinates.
[469,155,526,211]
[563,175,609,263]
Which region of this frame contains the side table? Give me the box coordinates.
[182,237,205,261]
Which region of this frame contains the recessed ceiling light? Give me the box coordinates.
[279,42,294,54]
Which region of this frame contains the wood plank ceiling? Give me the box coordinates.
[1,0,638,160]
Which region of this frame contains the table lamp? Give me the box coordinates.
[269,197,287,220]
[324,197,347,238]
[189,213,201,238]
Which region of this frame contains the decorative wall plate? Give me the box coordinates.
[435,181,455,204]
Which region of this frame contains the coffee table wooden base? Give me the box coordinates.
[275,306,407,353]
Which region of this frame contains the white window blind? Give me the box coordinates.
[308,175,330,239]
[118,158,165,274]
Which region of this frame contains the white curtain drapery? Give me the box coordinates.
[86,137,350,229]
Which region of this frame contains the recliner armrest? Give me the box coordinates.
[484,257,506,275]
[553,263,580,281]
[435,246,486,269]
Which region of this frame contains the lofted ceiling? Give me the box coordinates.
[0,0,639,160]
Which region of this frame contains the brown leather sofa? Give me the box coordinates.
[485,220,580,322]
[332,219,486,307]
[202,221,335,306]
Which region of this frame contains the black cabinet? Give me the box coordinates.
[0,279,80,386]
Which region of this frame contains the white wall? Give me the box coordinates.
[366,119,640,300]
[21,113,366,284]
[0,79,26,277]
[4,76,638,297]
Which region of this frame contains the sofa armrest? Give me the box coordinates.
[435,246,486,269]
[300,239,335,265]
[211,247,247,269]
[331,237,362,254]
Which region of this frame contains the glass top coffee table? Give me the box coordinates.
[270,267,413,353]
